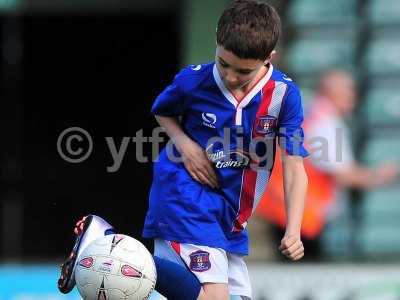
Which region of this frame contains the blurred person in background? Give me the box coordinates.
[257,69,398,260]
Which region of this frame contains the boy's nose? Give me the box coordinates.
[225,72,238,86]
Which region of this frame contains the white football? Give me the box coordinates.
[75,234,156,300]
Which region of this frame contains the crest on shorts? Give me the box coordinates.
[189,250,211,272]
[254,115,277,135]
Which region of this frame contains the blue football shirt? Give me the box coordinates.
[142,62,308,255]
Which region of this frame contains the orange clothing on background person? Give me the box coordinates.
[258,141,335,239]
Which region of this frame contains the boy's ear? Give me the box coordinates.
[264,50,277,64]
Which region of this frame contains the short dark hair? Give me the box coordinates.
[216,0,281,61]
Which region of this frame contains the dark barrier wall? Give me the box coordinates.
[8,12,180,258]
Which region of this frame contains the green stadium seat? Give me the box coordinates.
[362,213,400,229]
[323,185,400,257]
[359,227,400,255]
[361,135,400,166]
[366,0,400,26]
[286,39,355,74]
[361,186,400,221]
[361,88,400,126]
[288,0,357,26]
[323,186,400,258]
[364,38,400,75]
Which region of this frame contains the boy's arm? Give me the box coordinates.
[278,153,308,261]
[275,82,308,260]
[155,115,219,188]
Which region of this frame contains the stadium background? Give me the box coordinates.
[0,0,399,299]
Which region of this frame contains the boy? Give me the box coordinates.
[58,1,308,299]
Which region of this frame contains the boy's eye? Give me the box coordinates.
[219,61,228,68]
[238,70,251,75]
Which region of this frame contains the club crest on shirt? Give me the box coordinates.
[254,115,277,135]
[189,250,211,272]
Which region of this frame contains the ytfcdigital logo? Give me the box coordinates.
[57,126,345,173]
[57,127,94,164]
[57,126,167,173]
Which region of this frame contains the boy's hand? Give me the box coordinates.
[278,235,304,261]
[177,136,219,188]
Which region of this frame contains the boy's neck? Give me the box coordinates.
[230,64,269,102]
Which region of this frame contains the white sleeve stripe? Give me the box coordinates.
[268,81,287,117]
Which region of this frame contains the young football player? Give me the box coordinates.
[58,1,308,299]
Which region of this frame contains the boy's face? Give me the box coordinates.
[215,45,267,91]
